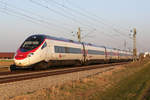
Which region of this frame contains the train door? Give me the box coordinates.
[117,49,120,60]
[104,47,107,61]
[82,43,87,64]
[46,42,51,61]
[41,41,48,61]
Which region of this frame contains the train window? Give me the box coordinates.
[55,46,62,53]
[54,46,81,54]
[70,48,81,54]
[20,35,45,52]
[88,50,105,55]
[61,47,65,53]
[65,47,69,53]
[55,46,58,53]
[41,42,47,49]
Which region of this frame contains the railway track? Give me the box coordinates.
[0,65,85,76]
[0,62,129,84]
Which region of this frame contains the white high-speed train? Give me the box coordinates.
[10,34,133,70]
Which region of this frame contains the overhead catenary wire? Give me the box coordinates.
[0,8,73,38]
[1,0,132,49]
[0,1,77,37]
[64,0,131,38]
[79,28,127,49]
[30,0,96,30]
[43,0,107,28]
[42,0,112,36]
[32,0,129,43]
[43,0,132,42]
[31,0,131,44]
[0,1,74,32]
[0,1,123,44]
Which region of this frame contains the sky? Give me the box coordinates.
[0,0,150,53]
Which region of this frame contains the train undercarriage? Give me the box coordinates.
[10,59,132,71]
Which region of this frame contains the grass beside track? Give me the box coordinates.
[0,59,13,71]
[0,59,13,62]
[10,59,150,100]
[91,59,150,100]
[0,59,13,65]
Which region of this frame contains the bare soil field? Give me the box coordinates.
[9,59,150,100]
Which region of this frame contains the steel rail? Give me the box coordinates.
[0,62,129,84]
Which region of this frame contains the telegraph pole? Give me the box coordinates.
[77,27,81,42]
[133,28,137,61]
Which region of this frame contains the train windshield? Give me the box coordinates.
[20,35,45,52]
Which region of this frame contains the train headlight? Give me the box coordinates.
[28,53,34,57]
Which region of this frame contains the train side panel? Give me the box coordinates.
[84,44,105,64]
[45,39,84,66]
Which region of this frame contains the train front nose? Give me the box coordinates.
[14,58,30,66]
[14,35,45,67]
[14,52,30,66]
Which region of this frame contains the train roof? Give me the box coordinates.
[44,34,107,48]
[30,34,132,52]
[31,34,81,44]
